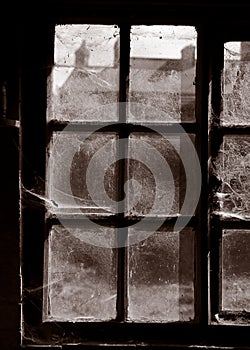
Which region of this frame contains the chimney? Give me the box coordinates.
[241,42,250,61]
[113,39,120,68]
[181,44,196,121]
[181,45,195,71]
[75,40,89,68]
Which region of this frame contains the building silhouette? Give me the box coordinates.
[54,39,196,122]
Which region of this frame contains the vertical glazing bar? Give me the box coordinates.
[209,40,224,320]
[116,23,131,321]
[194,27,210,324]
[210,218,223,319]
[119,23,131,124]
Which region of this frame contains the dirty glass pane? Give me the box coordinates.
[213,135,250,219]
[126,133,193,217]
[48,24,120,122]
[127,227,195,322]
[44,225,117,321]
[128,25,197,123]
[222,230,250,311]
[47,131,118,214]
[223,42,250,125]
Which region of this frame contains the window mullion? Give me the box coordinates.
[116,23,131,321]
[194,28,211,325]
[209,40,224,322]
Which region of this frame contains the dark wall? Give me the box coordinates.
[0,17,20,350]
[0,1,250,349]
[0,127,20,349]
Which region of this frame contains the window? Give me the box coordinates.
[43,24,199,324]
[19,11,250,349]
[210,40,250,324]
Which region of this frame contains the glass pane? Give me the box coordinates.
[223,42,250,125]
[44,225,117,321]
[48,24,120,122]
[128,227,195,322]
[128,25,197,123]
[222,230,250,311]
[47,131,118,214]
[213,135,250,219]
[126,133,196,217]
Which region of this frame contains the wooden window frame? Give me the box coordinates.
[209,34,250,324]
[19,4,250,348]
